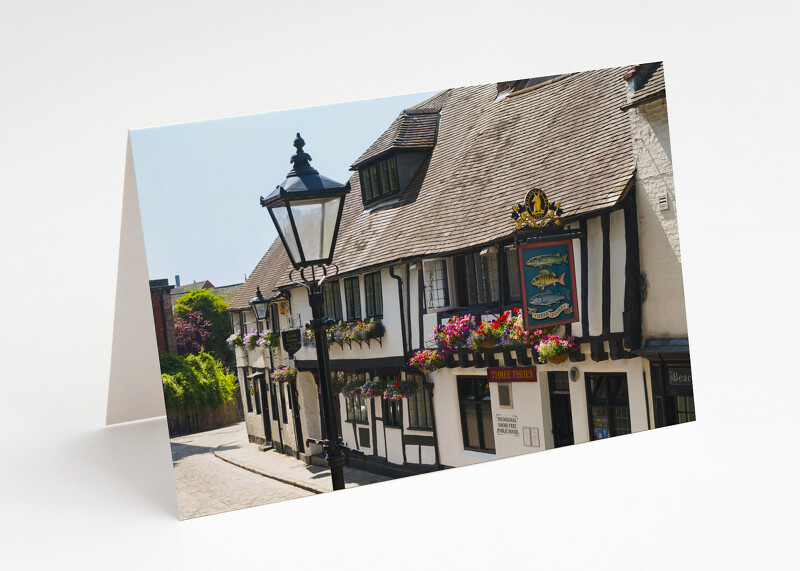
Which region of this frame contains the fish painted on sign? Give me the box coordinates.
[530,269,566,290]
[528,289,572,307]
[524,251,568,268]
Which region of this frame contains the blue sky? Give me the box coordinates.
[131,90,438,287]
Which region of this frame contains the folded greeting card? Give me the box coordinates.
[108,62,694,520]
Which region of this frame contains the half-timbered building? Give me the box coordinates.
[225,62,692,476]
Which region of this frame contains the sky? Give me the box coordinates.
[131,89,438,288]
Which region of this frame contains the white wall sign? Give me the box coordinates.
[496,414,519,436]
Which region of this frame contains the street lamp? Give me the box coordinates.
[260,133,356,491]
[249,286,270,322]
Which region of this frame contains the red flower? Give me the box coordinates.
[395,382,400,387]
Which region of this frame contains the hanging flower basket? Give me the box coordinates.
[258,331,281,349]
[243,331,260,351]
[383,377,418,400]
[226,332,244,349]
[271,366,297,383]
[342,375,365,398]
[364,319,385,340]
[408,349,444,373]
[303,328,316,348]
[535,334,578,365]
[361,377,385,398]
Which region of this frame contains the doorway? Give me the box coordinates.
[548,372,574,448]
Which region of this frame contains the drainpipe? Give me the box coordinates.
[427,381,442,470]
[389,266,408,357]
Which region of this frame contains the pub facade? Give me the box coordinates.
[226,62,693,476]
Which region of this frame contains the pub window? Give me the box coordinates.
[585,373,631,440]
[360,155,401,205]
[364,272,383,318]
[345,372,369,423]
[504,245,521,301]
[344,276,362,321]
[457,376,495,453]
[383,396,402,428]
[423,259,451,310]
[322,280,343,322]
[407,373,433,430]
[254,374,262,415]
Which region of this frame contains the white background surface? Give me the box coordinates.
[2,1,799,569]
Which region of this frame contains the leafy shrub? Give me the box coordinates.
[159,351,237,410]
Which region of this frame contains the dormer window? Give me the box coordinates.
[351,104,442,209]
[360,156,400,204]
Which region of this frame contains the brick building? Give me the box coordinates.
[149,278,177,355]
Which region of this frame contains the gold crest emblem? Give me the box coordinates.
[512,188,564,230]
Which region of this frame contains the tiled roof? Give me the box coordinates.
[228,237,293,310]
[623,62,665,109]
[350,91,450,168]
[232,65,636,306]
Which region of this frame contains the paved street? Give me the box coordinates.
[171,424,313,520]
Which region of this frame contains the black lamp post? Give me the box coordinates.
[249,286,270,324]
[260,133,356,491]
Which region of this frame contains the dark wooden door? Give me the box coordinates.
[548,372,574,448]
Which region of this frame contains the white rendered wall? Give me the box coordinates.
[629,98,687,338]
[430,355,651,468]
[609,209,627,332]
[586,216,603,336]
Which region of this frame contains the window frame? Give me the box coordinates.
[383,397,402,429]
[364,271,383,318]
[422,258,454,312]
[585,373,631,441]
[343,276,362,321]
[343,372,369,424]
[322,280,343,322]
[360,155,401,206]
[457,376,496,454]
[406,373,434,430]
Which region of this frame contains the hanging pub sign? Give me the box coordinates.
[281,329,302,357]
[518,238,579,330]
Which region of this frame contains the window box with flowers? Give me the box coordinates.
[383,377,419,400]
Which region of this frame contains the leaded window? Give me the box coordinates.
[465,252,499,304]
[383,397,402,428]
[586,374,631,440]
[364,272,383,318]
[360,156,400,205]
[345,372,368,423]
[322,280,343,322]
[423,259,451,310]
[407,373,433,430]
[344,277,362,321]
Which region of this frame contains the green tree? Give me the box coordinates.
[173,288,233,365]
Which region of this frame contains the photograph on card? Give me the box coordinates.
[133,61,694,519]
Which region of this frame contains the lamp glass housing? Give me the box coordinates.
[268,195,343,268]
